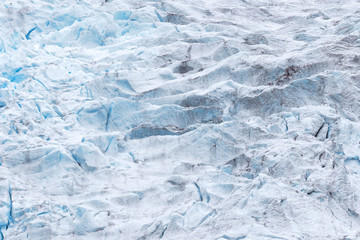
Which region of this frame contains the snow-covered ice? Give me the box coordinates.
[1,0,360,239]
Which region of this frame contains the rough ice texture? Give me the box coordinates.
[1,0,360,239]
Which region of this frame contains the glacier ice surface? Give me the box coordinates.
[1,0,360,239]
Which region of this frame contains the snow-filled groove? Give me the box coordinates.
[1,0,360,239]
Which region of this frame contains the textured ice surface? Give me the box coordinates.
[1,0,360,239]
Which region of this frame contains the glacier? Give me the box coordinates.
[1,0,360,239]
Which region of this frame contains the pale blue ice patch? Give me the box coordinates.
[114,11,132,21]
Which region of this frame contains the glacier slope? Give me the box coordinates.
[1,0,360,239]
